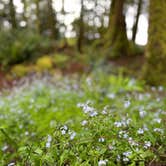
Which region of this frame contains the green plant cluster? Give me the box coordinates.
[0,73,165,165]
[0,30,52,67]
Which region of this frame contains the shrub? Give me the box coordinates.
[0,30,52,67]
[36,56,53,71]
[11,64,28,77]
[53,53,69,68]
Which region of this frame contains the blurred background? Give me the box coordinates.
[0,0,165,87]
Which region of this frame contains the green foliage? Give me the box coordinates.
[53,53,70,68]
[0,72,165,165]
[0,30,52,67]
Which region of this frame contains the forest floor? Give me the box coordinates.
[0,67,165,165]
[0,54,145,91]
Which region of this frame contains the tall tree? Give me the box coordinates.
[77,0,84,53]
[106,0,129,57]
[132,0,143,42]
[143,0,166,85]
[47,0,57,39]
[21,0,28,26]
[34,0,42,33]
[9,0,17,29]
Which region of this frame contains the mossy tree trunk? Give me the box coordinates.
[143,0,166,85]
[107,0,129,57]
[21,0,28,27]
[9,0,17,29]
[77,0,84,53]
[35,0,41,34]
[47,0,58,39]
[132,0,143,42]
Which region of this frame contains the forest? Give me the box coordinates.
[0,0,166,165]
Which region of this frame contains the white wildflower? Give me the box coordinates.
[123,157,129,162]
[70,132,76,140]
[123,151,132,157]
[61,130,66,135]
[114,122,122,128]
[153,128,164,134]
[98,160,107,166]
[8,163,15,166]
[107,93,115,99]
[2,145,8,151]
[81,120,88,126]
[124,100,131,108]
[98,137,105,142]
[47,135,52,142]
[139,110,147,118]
[153,118,161,124]
[144,141,151,149]
[158,86,164,92]
[46,142,51,148]
[137,128,144,134]
[89,111,98,117]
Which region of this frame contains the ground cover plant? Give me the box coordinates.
[0,72,165,166]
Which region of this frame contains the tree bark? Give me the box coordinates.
[143,0,166,85]
[47,0,57,39]
[108,0,129,57]
[35,0,41,33]
[77,0,84,53]
[21,0,28,26]
[132,0,143,42]
[9,0,17,29]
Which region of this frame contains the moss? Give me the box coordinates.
[143,0,166,85]
[36,56,53,71]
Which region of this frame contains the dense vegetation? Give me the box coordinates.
[0,72,165,165]
[0,0,166,165]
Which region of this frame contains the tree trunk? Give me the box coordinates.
[143,0,166,85]
[21,0,28,26]
[108,0,116,27]
[132,0,143,42]
[35,0,41,33]
[47,0,57,39]
[108,0,129,57]
[77,0,84,53]
[9,0,17,29]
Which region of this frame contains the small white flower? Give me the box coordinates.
[123,157,129,162]
[144,141,151,149]
[153,128,164,134]
[114,122,122,128]
[124,100,131,108]
[8,163,15,166]
[70,132,76,140]
[81,120,88,126]
[89,111,98,117]
[2,145,8,151]
[107,93,115,99]
[137,128,144,134]
[102,110,107,115]
[83,105,94,114]
[25,131,29,136]
[116,155,121,161]
[98,160,107,166]
[158,86,163,92]
[139,110,147,118]
[47,135,52,142]
[138,94,143,100]
[153,118,161,124]
[98,137,105,142]
[123,151,132,157]
[123,133,128,139]
[46,142,51,148]
[61,130,66,135]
